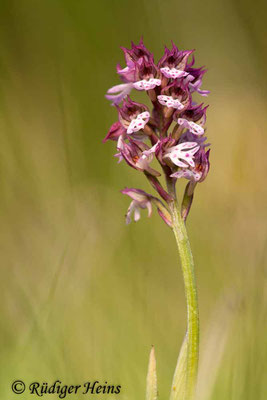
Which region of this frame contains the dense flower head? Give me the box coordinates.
[105,39,211,224]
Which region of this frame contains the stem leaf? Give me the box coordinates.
[170,335,188,400]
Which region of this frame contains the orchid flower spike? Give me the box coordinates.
[104,38,210,224]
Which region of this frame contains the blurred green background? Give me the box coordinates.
[0,0,266,399]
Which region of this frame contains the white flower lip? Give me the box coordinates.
[157,95,184,110]
[133,78,161,91]
[160,67,189,79]
[178,118,205,136]
[127,111,150,134]
[164,142,200,168]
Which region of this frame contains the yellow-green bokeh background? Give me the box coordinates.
[0,1,266,399]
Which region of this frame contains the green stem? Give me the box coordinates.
[167,180,199,400]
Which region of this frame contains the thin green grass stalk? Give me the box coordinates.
[167,180,199,400]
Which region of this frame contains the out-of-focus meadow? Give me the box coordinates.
[0,0,266,399]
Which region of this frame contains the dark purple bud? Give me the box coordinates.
[103,121,126,142]
[122,38,154,65]
[136,58,159,81]
[158,42,193,71]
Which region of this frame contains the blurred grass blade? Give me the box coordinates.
[146,346,157,400]
[170,334,188,400]
[196,293,236,400]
